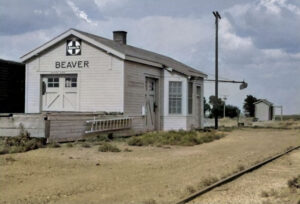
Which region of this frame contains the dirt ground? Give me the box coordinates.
[189,149,300,204]
[0,128,300,204]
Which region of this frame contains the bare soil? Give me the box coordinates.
[0,128,299,204]
[189,149,300,204]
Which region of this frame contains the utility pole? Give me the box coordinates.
[213,11,221,129]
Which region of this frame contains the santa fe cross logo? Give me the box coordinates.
[66,39,81,56]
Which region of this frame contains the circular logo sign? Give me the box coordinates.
[66,39,81,55]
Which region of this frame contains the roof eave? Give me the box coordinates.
[20,29,125,62]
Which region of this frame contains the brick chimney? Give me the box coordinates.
[113,31,127,44]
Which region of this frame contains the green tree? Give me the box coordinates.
[225,105,240,118]
[209,95,224,118]
[203,97,211,116]
[243,95,258,117]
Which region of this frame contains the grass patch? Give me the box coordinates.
[127,130,225,146]
[186,185,196,194]
[81,142,91,148]
[197,176,219,188]
[287,175,300,189]
[85,134,111,143]
[143,199,156,204]
[0,125,45,154]
[261,189,278,198]
[98,142,120,152]
[123,148,132,152]
[48,142,61,148]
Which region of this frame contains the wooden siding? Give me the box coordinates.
[255,102,271,121]
[25,40,124,113]
[124,61,162,131]
[25,60,41,113]
[186,79,204,129]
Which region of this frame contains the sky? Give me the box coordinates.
[0,0,299,115]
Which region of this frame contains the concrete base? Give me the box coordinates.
[0,114,46,138]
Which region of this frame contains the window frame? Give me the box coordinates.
[47,77,59,88]
[65,76,77,88]
[168,81,182,114]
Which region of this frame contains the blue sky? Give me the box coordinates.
[0,0,299,114]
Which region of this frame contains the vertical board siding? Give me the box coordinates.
[25,60,41,113]
[25,40,124,113]
[255,103,270,121]
[186,79,204,130]
[124,61,162,131]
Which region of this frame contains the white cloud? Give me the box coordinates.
[93,0,127,10]
[66,0,97,25]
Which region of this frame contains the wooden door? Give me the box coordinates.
[42,75,78,111]
[145,77,157,130]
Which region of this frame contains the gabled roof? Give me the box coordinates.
[21,28,207,78]
[254,99,273,106]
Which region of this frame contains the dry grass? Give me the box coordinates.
[287,175,300,189]
[197,176,219,189]
[1,129,299,204]
[0,126,45,154]
[127,130,225,146]
[98,142,121,152]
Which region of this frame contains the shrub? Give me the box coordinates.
[0,128,45,154]
[287,175,300,189]
[123,148,132,152]
[9,146,25,153]
[127,130,225,147]
[261,191,270,197]
[85,134,110,142]
[98,143,120,152]
[5,156,16,162]
[48,142,61,148]
[198,176,219,188]
[143,199,156,204]
[66,143,73,147]
[186,185,196,194]
[237,164,245,171]
[0,147,9,155]
[81,142,91,148]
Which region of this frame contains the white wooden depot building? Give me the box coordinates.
[16,29,207,140]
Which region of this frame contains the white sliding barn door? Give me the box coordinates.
[42,75,78,111]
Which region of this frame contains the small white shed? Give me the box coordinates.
[254,99,274,121]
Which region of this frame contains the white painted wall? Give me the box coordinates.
[162,69,188,130]
[25,60,41,113]
[25,39,124,113]
[255,102,270,121]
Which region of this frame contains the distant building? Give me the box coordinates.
[254,99,274,121]
[0,59,25,113]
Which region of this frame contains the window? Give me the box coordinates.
[169,81,182,114]
[48,77,59,87]
[188,82,193,114]
[65,77,77,87]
